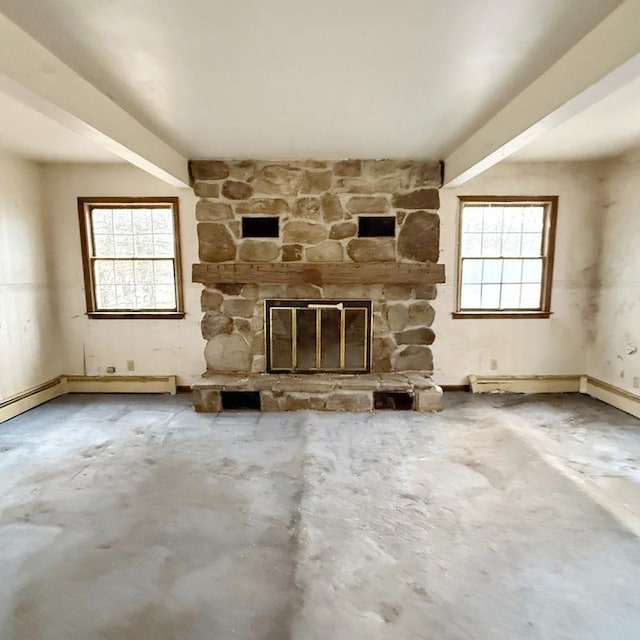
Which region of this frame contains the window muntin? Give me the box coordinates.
[78,198,184,318]
[456,197,557,317]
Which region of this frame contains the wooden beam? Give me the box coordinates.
[444,0,640,187]
[192,262,445,285]
[0,12,189,188]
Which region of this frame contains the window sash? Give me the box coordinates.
[459,257,545,311]
[90,257,179,312]
[78,198,183,317]
[456,197,557,315]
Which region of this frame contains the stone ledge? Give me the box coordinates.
[192,373,443,413]
[196,372,436,391]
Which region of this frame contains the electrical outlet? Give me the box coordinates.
[633,377,640,390]
[127,360,135,372]
[106,366,116,374]
[490,359,498,371]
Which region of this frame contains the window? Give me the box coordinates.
[455,196,557,318]
[78,197,184,319]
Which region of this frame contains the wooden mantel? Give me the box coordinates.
[192,262,445,286]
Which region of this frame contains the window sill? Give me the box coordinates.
[452,311,551,319]
[88,312,186,320]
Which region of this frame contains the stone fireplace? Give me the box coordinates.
[190,159,445,412]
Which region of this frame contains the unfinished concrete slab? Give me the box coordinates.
[1,392,639,639]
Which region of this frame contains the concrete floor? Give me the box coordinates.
[1,393,640,639]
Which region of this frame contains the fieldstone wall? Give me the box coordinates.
[191,159,442,375]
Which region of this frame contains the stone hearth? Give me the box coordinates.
[193,372,442,412]
[190,159,445,412]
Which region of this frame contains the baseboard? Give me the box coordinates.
[0,376,66,423]
[469,374,582,394]
[583,377,640,419]
[1,375,178,423]
[4,373,636,422]
[468,374,640,419]
[64,375,177,395]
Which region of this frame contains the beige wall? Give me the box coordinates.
[588,150,640,394]
[0,149,62,400]
[41,163,202,386]
[39,159,612,389]
[434,161,601,385]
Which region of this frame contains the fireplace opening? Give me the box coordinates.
[374,391,414,410]
[265,299,372,373]
[221,391,262,410]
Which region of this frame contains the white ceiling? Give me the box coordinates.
[0,91,118,162]
[0,0,626,161]
[513,74,640,162]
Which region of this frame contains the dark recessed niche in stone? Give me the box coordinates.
[221,391,261,411]
[358,216,396,237]
[242,216,279,238]
[374,391,414,410]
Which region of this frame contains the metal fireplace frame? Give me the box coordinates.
[265,299,372,374]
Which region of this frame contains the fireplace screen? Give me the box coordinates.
[265,300,372,373]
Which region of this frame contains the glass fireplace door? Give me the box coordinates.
[266,300,372,373]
